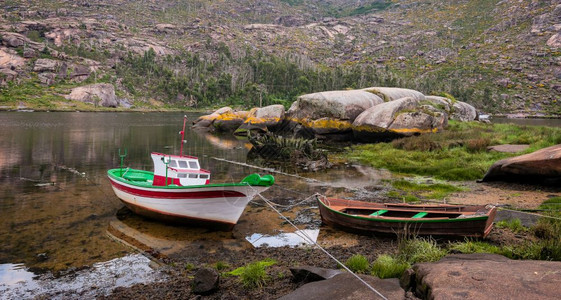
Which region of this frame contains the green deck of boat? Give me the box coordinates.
[107,168,274,189]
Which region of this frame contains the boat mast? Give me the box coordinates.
[179,115,187,157]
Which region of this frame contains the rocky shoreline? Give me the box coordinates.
[95,180,561,300]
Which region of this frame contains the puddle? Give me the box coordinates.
[0,254,164,299]
[246,229,320,248]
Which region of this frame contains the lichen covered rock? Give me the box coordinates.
[352,97,447,142]
[362,87,425,102]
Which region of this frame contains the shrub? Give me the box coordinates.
[371,255,410,279]
[465,138,490,152]
[344,254,370,274]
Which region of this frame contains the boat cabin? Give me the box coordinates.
[151,152,211,186]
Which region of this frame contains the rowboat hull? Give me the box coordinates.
[107,170,273,230]
[318,196,496,238]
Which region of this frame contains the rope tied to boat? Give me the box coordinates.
[248,188,389,300]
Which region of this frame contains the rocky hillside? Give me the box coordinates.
[0,0,559,115]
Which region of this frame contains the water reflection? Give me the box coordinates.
[0,254,163,299]
[0,111,393,277]
[246,229,320,248]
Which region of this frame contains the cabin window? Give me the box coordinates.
[169,160,178,168]
[188,174,198,179]
[178,160,188,168]
[200,174,209,179]
[178,173,187,178]
[189,161,198,169]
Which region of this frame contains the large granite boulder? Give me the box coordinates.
[65,83,118,107]
[362,87,425,102]
[402,254,561,299]
[352,97,448,142]
[288,90,382,121]
[451,101,477,121]
[424,96,452,113]
[234,104,285,135]
[286,90,383,140]
[424,95,477,121]
[212,110,249,132]
[482,144,561,183]
[279,272,405,300]
[192,107,233,130]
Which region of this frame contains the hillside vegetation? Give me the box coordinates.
[0,0,559,114]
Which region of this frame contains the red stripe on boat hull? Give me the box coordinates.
[109,179,246,199]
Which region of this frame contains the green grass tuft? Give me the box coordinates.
[371,255,410,279]
[344,254,370,274]
[397,236,448,264]
[448,239,503,254]
[225,259,276,289]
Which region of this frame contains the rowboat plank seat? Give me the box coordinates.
[412,212,428,219]
[370,210,388,217]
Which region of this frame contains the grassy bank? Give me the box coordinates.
[341,121,561,181]
[352,199,561,279]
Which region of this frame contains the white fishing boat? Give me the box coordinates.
[107,116,274,230]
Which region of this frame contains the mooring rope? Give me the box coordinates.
[249,188,388,300]
[211,157,321,183]
[497,207,561,221]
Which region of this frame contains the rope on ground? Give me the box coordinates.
[418,199,561,221]
[249,188,388,300]
[211,157,321,183]
[497,207,561,221]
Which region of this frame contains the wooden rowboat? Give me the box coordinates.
[317,196,497,238]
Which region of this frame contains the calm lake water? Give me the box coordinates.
[0,111,391,297]
[490,117,561,127]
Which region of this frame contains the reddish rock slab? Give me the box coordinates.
[404,254,561,300]
[487,144,529,153]
[279,272,405,300]
[482,144,561,183]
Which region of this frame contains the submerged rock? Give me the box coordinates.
[403,254,561,299]
[482,144,561,184]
